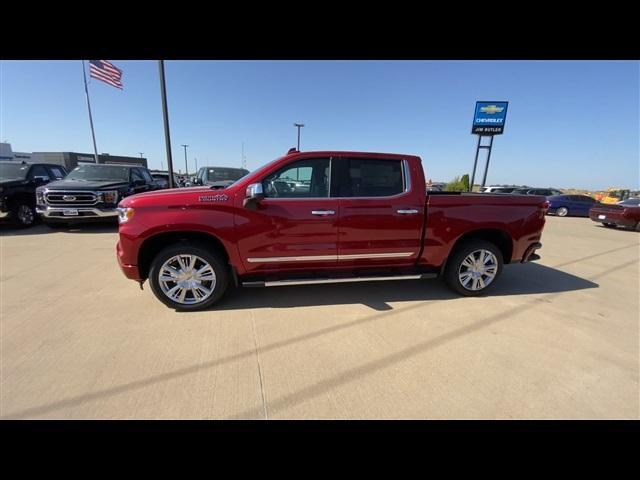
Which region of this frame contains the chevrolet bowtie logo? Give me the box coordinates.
[480,105,504,114]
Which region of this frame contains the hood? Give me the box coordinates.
[0,179,29,189]
[119,184,235,208]
[43,179,130,191]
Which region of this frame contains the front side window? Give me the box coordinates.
[29,165,50,180]
[262,158,329,198]
[47,166,66,179]
[131,168,145,183]
[333,158,404,197]
[140,169,154,183]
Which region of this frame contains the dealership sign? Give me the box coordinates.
[472,101,508,135]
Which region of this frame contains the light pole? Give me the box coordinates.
[194,157,198,173]
[158,60,175,189]
[139,152,144,158]
[294,123,305,150]
[181,144,189,177]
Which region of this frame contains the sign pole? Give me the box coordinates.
[469,135,482,192]
[158,60,175,189]
[480,135,495,190]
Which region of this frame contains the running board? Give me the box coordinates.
[242,273,437,288]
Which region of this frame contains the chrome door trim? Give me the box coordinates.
[246,252,414,263]
[338,252,413,260]
[247,255,337,263]
[397,209,419,215]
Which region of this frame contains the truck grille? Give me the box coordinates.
[44,191,99,206]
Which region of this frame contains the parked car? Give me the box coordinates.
[0,161,68,227]
[115,149,549,311]
[512,187,563,196]
[151,172,180,189]
[589,197,640,231]
[192,166,250,189]
[481,186,518,194]
[36,163,160,227]
[546,194,598,217]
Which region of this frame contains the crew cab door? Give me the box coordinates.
[235,157,339,274]
[332,156,425,268]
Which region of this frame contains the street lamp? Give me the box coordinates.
[181,144,189,177]
[294,123,305,151]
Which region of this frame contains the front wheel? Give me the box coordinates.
[556,207,569,217]
[13,203,36,228]
[443,240,504,296]
[148,242,229,311]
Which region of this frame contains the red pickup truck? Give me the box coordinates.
[116,150,548,310]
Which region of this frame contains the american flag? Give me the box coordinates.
[89,60,123,89]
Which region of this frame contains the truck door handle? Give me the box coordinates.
[311,210,335,216]
[397,209,419,215]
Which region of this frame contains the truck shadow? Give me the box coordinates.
[209,262,598,312]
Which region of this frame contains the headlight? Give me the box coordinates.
[100,190,119,204]
[36,189,45,204]
[117,207,135,224]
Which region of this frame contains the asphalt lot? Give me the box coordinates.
[0,216,638,419]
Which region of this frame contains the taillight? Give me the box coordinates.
[542,201,550,211]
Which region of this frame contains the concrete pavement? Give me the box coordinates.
[0,216,638,419]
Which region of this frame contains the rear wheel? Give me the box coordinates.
[148,242,229,311]
[556,206,569,217]
[443,240,504,296]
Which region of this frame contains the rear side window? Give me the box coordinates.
[334,158,404,197]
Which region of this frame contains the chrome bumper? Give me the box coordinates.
[36,206,118,218]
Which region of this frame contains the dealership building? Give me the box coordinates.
[0,143,147,170]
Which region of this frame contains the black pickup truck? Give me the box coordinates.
[36,163,160,227]
[0,161,68,227]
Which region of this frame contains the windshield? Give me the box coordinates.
[66,164,130,182]
[0,163,30,181]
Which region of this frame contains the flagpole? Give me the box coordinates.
[82,60,100,163]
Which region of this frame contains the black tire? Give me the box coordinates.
[13,203,36,228]
[635,222,640,232]
[556,206,569,217]
[148,242,229,311]
[443,239,504,296]
[602,222,617,229]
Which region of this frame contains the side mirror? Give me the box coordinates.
[243,183,264,209]
[133,179,145,187]
[193,178,203,186]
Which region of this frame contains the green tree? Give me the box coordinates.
[445,174,470,192]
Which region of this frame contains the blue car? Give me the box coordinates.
[546,194,597,217]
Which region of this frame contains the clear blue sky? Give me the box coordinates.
[1,60,638,190]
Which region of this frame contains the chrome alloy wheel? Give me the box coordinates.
[158,254,217,305]
[17,204,35,225]
[458,249,499,291]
